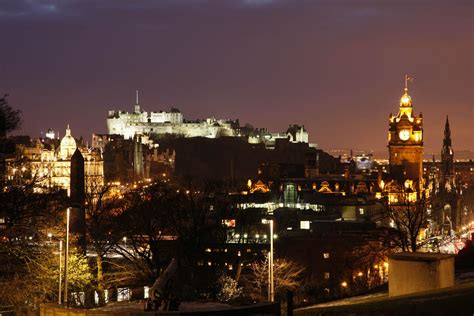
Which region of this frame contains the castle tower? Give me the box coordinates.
[440,116,455,192]
[388,75,424,191]
[134,90,140,113]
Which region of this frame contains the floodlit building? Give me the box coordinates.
[106,93,310,148]
[384,76,424,203]
[107,95,236,139]
[6,126,104,195]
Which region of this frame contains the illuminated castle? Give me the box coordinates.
[107,92,236,139]
[106,92,309,147]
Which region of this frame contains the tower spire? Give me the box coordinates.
[400,75,413,107]
[441,115,455,191]
[134,90,140,113]
[443,116,452,147]
[404,74,411,93]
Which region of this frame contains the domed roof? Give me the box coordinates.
[400,92,412,107]
[59,125,77,159]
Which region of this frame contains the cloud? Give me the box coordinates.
[0,0,59,17]
[0,0,286,18]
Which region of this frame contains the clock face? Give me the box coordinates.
[399,129,410,141]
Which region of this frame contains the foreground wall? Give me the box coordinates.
[388,252,454,296]
[40,302,280,316]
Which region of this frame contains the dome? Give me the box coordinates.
[59,125,77,159]
[400,92,412,107]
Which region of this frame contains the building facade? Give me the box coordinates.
[385,77,424,203]
[106,97,310,148]
[6,126,104,195]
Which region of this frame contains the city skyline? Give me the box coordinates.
[1,0,472,153]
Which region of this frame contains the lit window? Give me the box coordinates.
[300,221,310,230]
[323,252,330,259]
[324,272,330,279]
[117,288,131,302]
[359,208,365,215]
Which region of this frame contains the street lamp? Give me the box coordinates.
[262,218,274,302]
[64,208,70,306]
[59,240,62,305]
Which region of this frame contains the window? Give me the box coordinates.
[300,221,310,230]
[324,272,330,280]
[359,208,365,215]
[117,288,131,302]
[323,252,330,259]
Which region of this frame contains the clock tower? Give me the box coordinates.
[388,76,423,188]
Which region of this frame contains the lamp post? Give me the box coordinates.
[269,219,274,302]
[64,208,70,306]
[59,240,62,305]
[262,219,274,302]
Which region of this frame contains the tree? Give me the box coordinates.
[0,94,21,138]
[247,257,305,301]
[216,273,243,302]
[111,179,232,300]
[84,180,124,306]
[0,174,68,312]
[383,188,428,252]
[114,181,178,284]
[0,243,93,310]
[169,180,230,294]
[0,95,22,185]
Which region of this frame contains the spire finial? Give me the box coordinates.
[400,75,413,106]
[404,75,414,93]
[136,90,139,105]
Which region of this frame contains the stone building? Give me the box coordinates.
[6,125,103,195]
[107,98,236,140]
[384,77,424,204]
[106,95,310,148]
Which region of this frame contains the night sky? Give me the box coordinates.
[1,0,472,155]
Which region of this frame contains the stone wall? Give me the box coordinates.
[388,252,454,296]
[40,302,280,316]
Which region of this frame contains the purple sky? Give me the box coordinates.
[1,0,472,155]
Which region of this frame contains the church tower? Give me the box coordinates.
[387,76,424,190]
[440,116,455,192]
